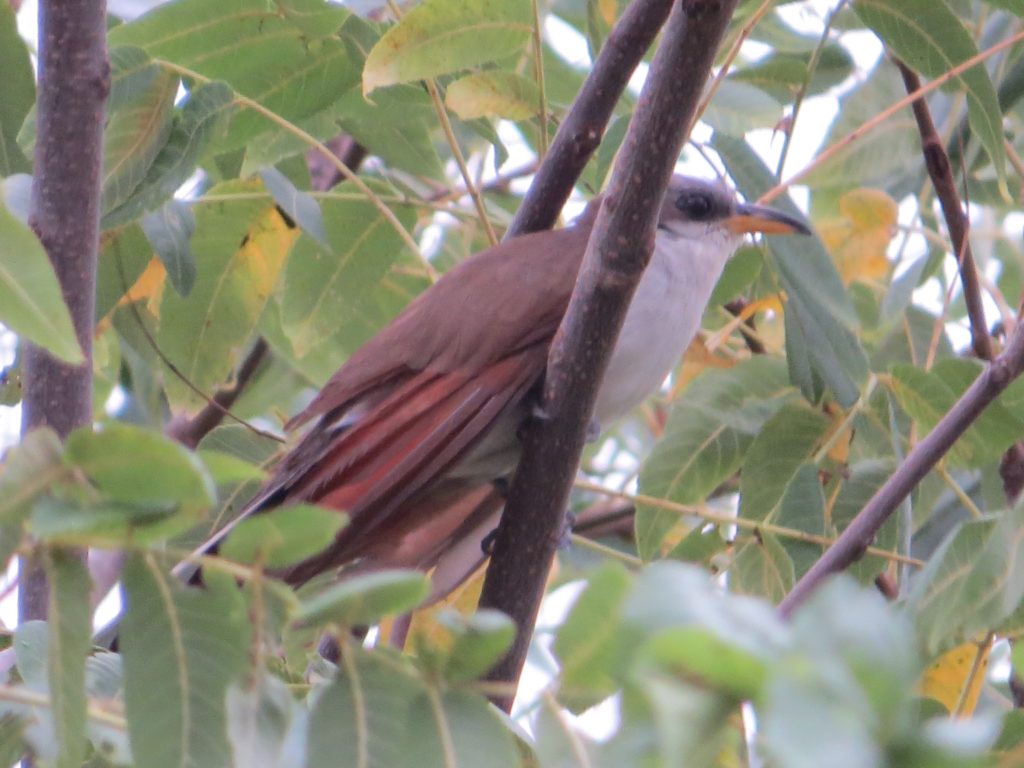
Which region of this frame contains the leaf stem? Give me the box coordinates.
[573,479,922,567]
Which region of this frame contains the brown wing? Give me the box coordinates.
[234,217,595,585]
[286,220,594,430]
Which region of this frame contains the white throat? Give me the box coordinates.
[593,225,741,424]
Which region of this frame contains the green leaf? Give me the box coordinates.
[637,627,768,699]
[708,246,764,306]
[854,0,1007,196]
[293,570,430,629]
[702,79,783,136]
[714,132,868,405]
[156,181,292,410]
[259,166,327,246]
[803,63,919,209]
[0,716,26,768]
[621,562,789,656]
[445,70,540,120]
[121,555,250,768]
[141,199,197,297]
[96,223,153,319]
[363,0,532,94]
[396,689,519,768]
[109,0,359,150]
[279,192,416,359]
[907,503,1024,656]
[0,427,65,524]
[102,47,179,215]
[221,504,346,569]
[45,551,91,768]
[330,86,445,178]
[774,463,828,578]
[553,562,633,711]
[731,530,796,602]
[888,363,1020,467]
[225,676,300,768]
[197,449,266,485]
[102,81,236,228]
[65,423,215,512]
[306,648,422,768]
[738,404,829,521]
[440,609,516,682]
[0,3,34,175]
[730,44,854,101]
[762,578,921,768]
[637,357,794,560]
[0,187,84,364]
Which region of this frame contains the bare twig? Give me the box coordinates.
[724,298,766,355]
[506,0,675,237]
[479,0,742,711]
[779,319,1024,618]
[307,134,368,192]
[896,60,993,361]
[164,339,271,449]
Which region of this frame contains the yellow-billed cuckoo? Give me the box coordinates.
[232,175,809,593]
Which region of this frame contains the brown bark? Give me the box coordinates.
[480,0,743,711]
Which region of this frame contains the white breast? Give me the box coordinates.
[593,226,740,424]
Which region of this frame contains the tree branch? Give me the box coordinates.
[20,0,109,621]
[779,319,1024,618]
[896,60,992,362]
[896,59,1024,504]
[479,0,742,710]
[505,0,675,238]
[164,339,270,449]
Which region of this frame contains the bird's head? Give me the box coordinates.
[657,175,811,251]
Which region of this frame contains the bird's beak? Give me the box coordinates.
[725,203,811,236]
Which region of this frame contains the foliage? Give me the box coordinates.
[3,0,1024,765]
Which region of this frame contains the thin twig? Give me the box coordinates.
[573,479,921,567]
[896,60,993,361]
[113,254,285,445]
[530,0,549,158]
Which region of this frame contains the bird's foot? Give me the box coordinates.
[481,528,499,556]
[530,400,552,423]
[555,510,577,549]
[491,477,511,499]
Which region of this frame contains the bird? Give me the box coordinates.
[224,175,810,596]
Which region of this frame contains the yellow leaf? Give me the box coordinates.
[238,207,300,301]
[818,188,898,286]
[920,638,991,715]
[821,402,852,464]
[445,71,539,121]
[117,257,166,318]
[672,338,735,398]
[599,0,618,25]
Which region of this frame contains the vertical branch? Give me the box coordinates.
[895,60,992,361]
[20,0,109,620]
[480,0,742,711]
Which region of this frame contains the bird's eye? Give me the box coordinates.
[675,192,713,220]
